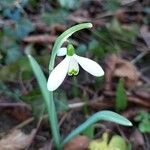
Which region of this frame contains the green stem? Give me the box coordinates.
[72,76,78,97]
[47,92,61,149]
[49,23,92,71]
[48,23,93,149]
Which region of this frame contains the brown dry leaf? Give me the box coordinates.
[63,135,90,150]
[68,9,90,23]
[0,129,35,150]
[7,107,31,122]
[23,34,56,44]
[114,57,139,87]
[115,9,128,23]
[104,54,117,91]
[50,24,66,35]
[105,54,139,88]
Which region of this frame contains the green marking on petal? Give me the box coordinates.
[67,44,75,56]
[68,69,78,76]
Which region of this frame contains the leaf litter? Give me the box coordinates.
[0,129,35,150]
[0,0,150,149]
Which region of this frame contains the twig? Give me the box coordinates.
[59,111,72,127]
[131,50,150,64]
[104,91,150,108]
[0,102,31,110]
[13,117,34,129]
[121,0,137,6]
[68,96,113,110]
[128,96,150,108]
[68,102,85,109]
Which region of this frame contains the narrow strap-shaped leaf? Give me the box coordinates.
[62,110,132,146]
[27,55,49,105]
[115,78,128,111]
[49,23,92,71]
[27,55,61,149]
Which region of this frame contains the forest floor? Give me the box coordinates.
[0,0,150,150]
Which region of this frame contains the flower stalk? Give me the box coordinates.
[48,23,93,149]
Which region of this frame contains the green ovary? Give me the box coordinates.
[68,69,78,76]
[67,44,75,56]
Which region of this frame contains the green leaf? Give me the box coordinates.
[27,53,61,149]
[108,19,139,42]
[89,39,107,59]
[89,132,108,150]
[92,28,119,54]
[58,0,80,10]
[27,54,51,107]
[62,111,132,146]
[82,125,94,139]
[134,110,150,133]
[93,20,139,55]
[89,132,130,150]
[108,135,127,150]
[115,78,128,111]
[139,120,150,133]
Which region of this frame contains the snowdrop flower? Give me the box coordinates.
[47,44,104,91]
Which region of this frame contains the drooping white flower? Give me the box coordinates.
[47,44,104,91]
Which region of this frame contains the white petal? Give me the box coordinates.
[57,47,67,56]
[74,54,104,77]
[68,57,79,76]
[47,56,71,91]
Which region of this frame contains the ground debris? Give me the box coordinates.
[63,135,90,150]
[105,54,139,90]
[0,129,35,150]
